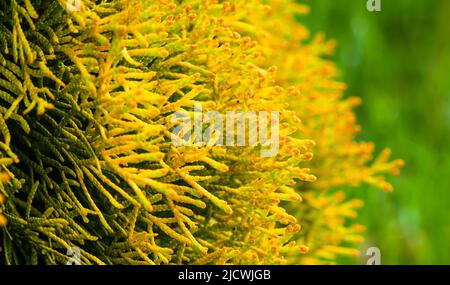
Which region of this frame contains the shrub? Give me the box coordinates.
[0,0,402,265]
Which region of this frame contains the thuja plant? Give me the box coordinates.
[0,0,403,265]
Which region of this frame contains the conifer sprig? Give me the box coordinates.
[0,0,402,265]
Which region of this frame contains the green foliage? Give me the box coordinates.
[0,0,405,265]
[301,0,450,264]
[0,0,317,265]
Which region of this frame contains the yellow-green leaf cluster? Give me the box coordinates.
[0,0,402,265]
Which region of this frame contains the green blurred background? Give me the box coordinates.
[298,0,450,264]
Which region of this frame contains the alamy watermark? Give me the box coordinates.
[367,0,382,12]
[66,247,81,265]
[170,103,280,158]
[66,0,81,12]
[366,247,381,265]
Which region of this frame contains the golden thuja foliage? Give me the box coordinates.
[232,0,406,264]
[0,0,403,265]
[0,193,6,227]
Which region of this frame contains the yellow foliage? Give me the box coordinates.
[0,0,402,265]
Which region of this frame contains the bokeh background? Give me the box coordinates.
[298,0,450,264]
